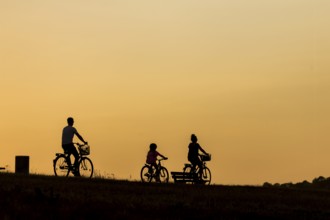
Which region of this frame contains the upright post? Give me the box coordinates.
[15,156,29,174]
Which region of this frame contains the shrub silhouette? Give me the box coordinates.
[312,176,326,184]
[263,176,330,189]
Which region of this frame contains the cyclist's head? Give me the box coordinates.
[191,134,198,143]
[149,143,157,151]
[67,117,74,126]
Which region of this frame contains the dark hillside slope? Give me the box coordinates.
[1,173,330,219]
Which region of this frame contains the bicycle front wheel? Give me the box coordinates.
[78,157,94,178]
[201,167,211,185]
[158,167,169,183]
[54,155,70,177]
[140,165,153,182]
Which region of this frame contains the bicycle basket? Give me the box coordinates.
[201,154,211,161]
[79,145,90,155]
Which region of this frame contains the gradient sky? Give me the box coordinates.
[0,0,329,185]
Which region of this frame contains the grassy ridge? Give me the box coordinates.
[1,173,330,219]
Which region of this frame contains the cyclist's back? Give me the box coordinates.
[62,126,77,147]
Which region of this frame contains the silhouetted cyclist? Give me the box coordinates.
[62,117,87,175]
[146,143,167,180]
[188,134,208,176]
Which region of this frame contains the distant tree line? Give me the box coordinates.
[263,176,330,189]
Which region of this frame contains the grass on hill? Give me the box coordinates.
[1,173,330,219]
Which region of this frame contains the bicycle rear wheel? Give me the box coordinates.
[201,167,211,185]
[78,157,94,178]
[54,155,70,177]
[140,165,153,182]
[158,167,169,183]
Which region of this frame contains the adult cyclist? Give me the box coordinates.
[62,117,87,175]
[188,134,208,177]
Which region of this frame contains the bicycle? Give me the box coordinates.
[140,158,169,183]
[183,154,211,185]
[53,142,94,178]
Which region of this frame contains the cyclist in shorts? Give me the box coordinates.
[146,143,167,177]
[62,117,87,175]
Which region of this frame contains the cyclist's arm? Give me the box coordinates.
[75,131,87,144]
[199,146,207,155]
[158,153,167,160]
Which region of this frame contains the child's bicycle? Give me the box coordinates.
[53,142,94,178]
[140,158,169,183]
[183,154,211,185]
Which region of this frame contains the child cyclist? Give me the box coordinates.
[146,143,167,178]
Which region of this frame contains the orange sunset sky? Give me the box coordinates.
[0,1,329,185]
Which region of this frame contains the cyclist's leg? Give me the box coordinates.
[197,159,204,179]
[189,158,198,172]
[189,159,201,182]
[149,163,161,182]
[64,143,79,174]
[148,164,152,174]
[71,146,79,170]
[155,164,160,175]
[62,144,72,167]
[155,165,161,182]
[150,163,157,173]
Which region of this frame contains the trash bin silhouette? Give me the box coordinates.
[15,156,29,174]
